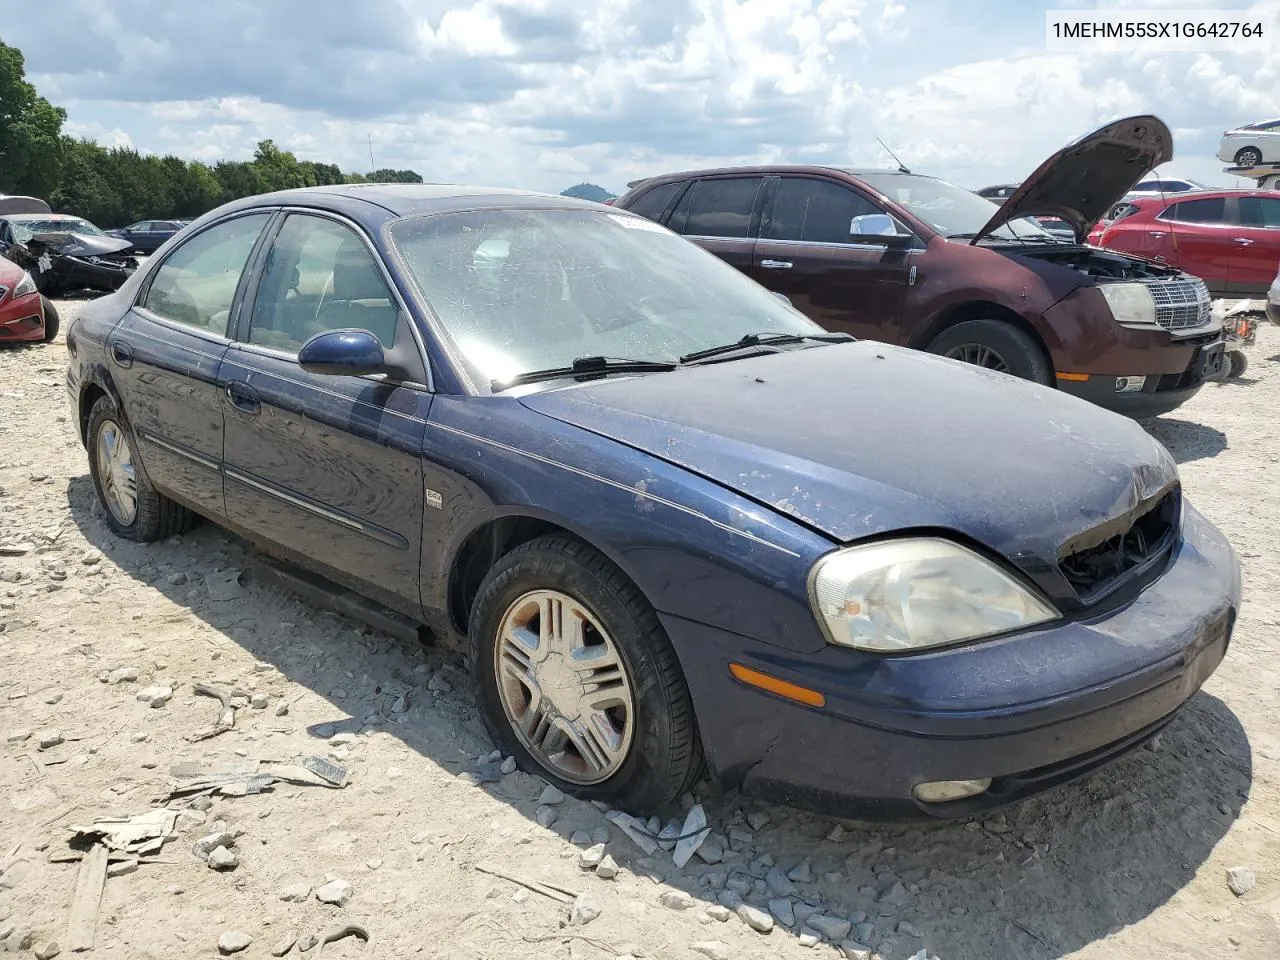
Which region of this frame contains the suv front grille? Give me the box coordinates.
[1058,489,1179,601]
[1144,278,1212,331]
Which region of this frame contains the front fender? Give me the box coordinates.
[420,395,835,654]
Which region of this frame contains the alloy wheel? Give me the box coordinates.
[943,343,1012,374]
[96,419,138,526]
[493,589,635,785]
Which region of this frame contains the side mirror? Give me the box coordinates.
[849,214,912,247]
[297,329,387,377]
[771,291,793,306]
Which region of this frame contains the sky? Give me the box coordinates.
[3,0,1277,195]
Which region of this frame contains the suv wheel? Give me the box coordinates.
[928,319,1052,385]
[469,534,703,810]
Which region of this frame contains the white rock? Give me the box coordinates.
[278,882,312,902]
[500,756,518,775]
[217,931,252,954]
[270,933,297,957]
[539,784,567,805]
[1227,866,1256,896]
[579,843,606,869]
[570,892,602,924]
[193,832,234,861]
[33,941,61,960]
[328,732,358,747]
[673,804,710,869]
[787,860,814,883]
[208,847,239,870]
[840,943,874,960]
[798,933,820,947]
[596,854,619,880]
[37,731,64,750]
[6,729,31,743]
[706,904,731,922]
[108,667,139,684]
[250,693,269,709]
[660,890,695,910]
[805,915,852,941]
[690,941,731,960]
[535,805,559,828]
[737,904,774,933]
[314,878,353,906]
[136,685,172,708]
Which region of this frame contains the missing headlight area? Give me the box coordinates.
[1059,489,1180,598]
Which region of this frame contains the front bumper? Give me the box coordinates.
[0,294,46,342]
[42,255,134,293]
[1056,337,1227,419]
[666,503,1239,818]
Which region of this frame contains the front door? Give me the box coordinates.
[749,176,910,342]
[109,212,273,517]
[220,211,431,615]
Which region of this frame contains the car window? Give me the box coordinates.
[1163,197,1226,224]
[1134,181,1157,192]
[677,178,763,238]
[627,181,683,222]
[247,214,398,354]
[764,178,883,244]
[1238,196,1280,228]
[142,214,270,335]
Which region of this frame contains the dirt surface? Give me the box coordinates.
[2,299,1278,960]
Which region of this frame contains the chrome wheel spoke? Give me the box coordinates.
[96,420,138,525]
[493,588,636,786]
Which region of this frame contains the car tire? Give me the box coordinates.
[1235,146,1263,168]
[1228,350,1248,379]
[86,394,193,542]
[469,534,703,811]
[927,319,1053,385]
[40,297,60,342]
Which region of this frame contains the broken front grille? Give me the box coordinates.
[1144,278,1212,332]
[1058,489,1180,600]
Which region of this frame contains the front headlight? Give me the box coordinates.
[809,538,1058,653]
[12,271,37,298]
[1099,282,1158,329]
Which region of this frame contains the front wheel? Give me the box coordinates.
[1235,146,1263,168]
[469,535,703,810]
[1228,350,1249,379]
[40,297,60,342]
[927,319,1053,385]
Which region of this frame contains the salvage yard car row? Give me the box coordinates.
[56,114,1242,819]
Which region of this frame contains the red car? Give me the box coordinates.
[1088,190,1280,297]
[0,256,54,344]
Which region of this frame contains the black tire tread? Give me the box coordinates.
[40,297,59,342]
[928,318,1053,386]
[86,394,194,542]
[469,533,704,810]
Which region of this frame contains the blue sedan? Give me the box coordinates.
[64,184,1240,817]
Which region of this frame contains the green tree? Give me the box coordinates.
[0,39,67,198]
[370,168,424,183]
[560,182,616,203]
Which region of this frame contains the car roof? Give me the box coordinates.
[622,165,943,190]
[216,183,605,220]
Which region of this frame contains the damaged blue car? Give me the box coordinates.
[65,184,1240,817]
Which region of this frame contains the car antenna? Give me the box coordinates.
[877,138,911,175]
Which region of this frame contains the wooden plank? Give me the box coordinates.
[66,842,108,952]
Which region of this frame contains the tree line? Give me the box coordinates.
[0,38,422,228]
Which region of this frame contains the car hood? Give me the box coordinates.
[29,233,133,257]
[975,115,1173,244]
[519,342,1177,583]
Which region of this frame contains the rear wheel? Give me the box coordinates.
[40,297,60,342]
[469,534,702,810]
[1235,146,1263,168]
[86,395,193,541]
[1228,350,1249,379]
[927,319,1052,385]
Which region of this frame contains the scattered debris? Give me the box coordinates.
[538,784,566,805]
[579,844,606,870]
[737,903,774,933]
[499,756,518,775]
[280,882,313,902]
[70,810,178,856]
[673,804,710,869]
[297,933,319,952]
[106,858,138,878]
[208,847,239,871]
[38,731,64,750]
[316,923,371,956]
[1227,866,1257,896]
[107,667,138,684]
[33,940,61,960]
[570,893,602,925]
[250,693,269,710]
[271,933,297,957]
[535,805,559,828]
[605,811,658,855]
[65,843,108,952]
[315,878,354,906]
[217,930,252,955]
[188,683,238,742]
[596,855,619,880]
[136,685,172,708]
[706,905,731,922]
[475,861,579,904]
[805,915,852,940]
[660,890,695,910]
[300,756,350,788]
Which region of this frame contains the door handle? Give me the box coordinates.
[1148,231,1166,238]
[109,339,134,368]
[1233,237,1255,245]
[224,381,261,415]
[760,259,793,269]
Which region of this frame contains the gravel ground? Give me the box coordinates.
[1,298,1278,960]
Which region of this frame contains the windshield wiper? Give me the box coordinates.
[679,331,853,365]
[492,356,678,391]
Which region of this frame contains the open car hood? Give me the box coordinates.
[974,115,1173,243]
[29,233,133,257]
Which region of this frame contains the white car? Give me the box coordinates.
[1217,119,1280,168]
[1125,175,1208,197]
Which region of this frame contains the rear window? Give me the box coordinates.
[1162,197,1226,224]
[626,181,682,223]
[1239,196,1280,228]
[674,178,763,238]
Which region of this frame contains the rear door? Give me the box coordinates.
[221,210,430,615]
[1230,195,1280,295]
[664,176,766,273]
[750,175,911,342]
[1163,196,1234,293]
[111,212,274,517]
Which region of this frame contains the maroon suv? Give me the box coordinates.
[613,116,1227,418]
